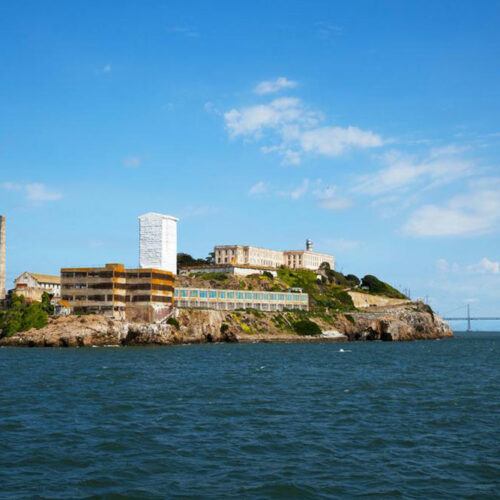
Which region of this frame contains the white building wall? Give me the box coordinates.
[139,212,179,274]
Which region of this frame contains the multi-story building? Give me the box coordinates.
[61,263,175,322]
[13,272,61,301]
[213,240,334,272]
[139,212,179,274]
[215,245,284,268]
[175,287,308,311]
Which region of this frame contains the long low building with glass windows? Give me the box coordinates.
[174,288,309,311]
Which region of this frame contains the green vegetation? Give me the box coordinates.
[220,323,229,334]
[166,317,180,330]
[0,294,50,338]
[262,271,274,280]
[361,275,407,299]
[293,319,322,336]
[277,268,355,312]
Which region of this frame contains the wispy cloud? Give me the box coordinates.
[313,184,352,210]
[437,257,499,275]
[25,183,62,202]
[1,182,62,202]
[249,181,268,195]
[354,147,474,197]
[102,64,111,73]
[224,92,383,164]
[316,22,343,40]
[122,156,142,168]
[169,26,199,38]
[259,178,352,210]
[254,77,297,95]
[403,178,500,237]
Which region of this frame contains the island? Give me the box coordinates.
[0,267,452,347]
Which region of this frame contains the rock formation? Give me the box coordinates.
[0,302,452,347]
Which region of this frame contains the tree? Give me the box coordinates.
[0,294,48,338]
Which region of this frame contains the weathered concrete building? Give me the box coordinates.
[139,212,179,275]
[13,272,61,301]
[175,287,309,311]
[214,240,334,272]
[61,263,175,322]
[0,215,5,300]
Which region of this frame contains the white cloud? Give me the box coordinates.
[325,238,359,251]
[25,183,62,202]
[103,64,111,73]
[169,26,199,38]
[403,179,500,237]
[291,179,310,200]
[122,156,141,168]
[467,258,499,275]
[2,181,62,202]
[1,182,22,191]
[313,184,352,210]
[254,77,297,95]
[355,148,473,196]
[249,181,268,195]
[224,95,382,164]
[300,126,383,157]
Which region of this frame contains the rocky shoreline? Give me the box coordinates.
[0,302,453,347]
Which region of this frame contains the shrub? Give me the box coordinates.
[345,274,360,287]
[220,323,229,334]
[0,294,48,338]
[361,275,407,299]
[167,317,180,330]
[262,271,274,280]
[293,319,322,336]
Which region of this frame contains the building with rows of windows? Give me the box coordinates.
[61,263,174,322]
[214,240,334,272]
[174,287,309,311]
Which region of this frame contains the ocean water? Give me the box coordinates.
[0,332,499,499]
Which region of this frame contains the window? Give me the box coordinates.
[245,292,252,299]
[220,292,226,299]
[237,292,243,299]
[227,292,234,299]
[200,291,208,298]
[253,293,259,300]
[181,290,188,297]
[209,291,217,298]
[190,290,198,297]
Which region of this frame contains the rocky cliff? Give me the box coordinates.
[0,302,452,347]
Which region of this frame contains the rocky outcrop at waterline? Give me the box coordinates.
[0,302,452,347]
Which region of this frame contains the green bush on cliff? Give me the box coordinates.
[361,275,407,299]
[0,294,48,338]
[277,268,355,312]
[293,319,322,336]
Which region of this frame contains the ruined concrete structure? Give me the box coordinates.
[61,263,175,322]
[139,212,179,275]
[0,216,5,300]
[214,240,335,271]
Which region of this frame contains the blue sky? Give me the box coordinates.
[1,0,499,328]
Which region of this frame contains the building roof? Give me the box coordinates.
[138,212,179,222]
[25,273,61,285]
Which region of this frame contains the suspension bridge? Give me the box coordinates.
[441,304,500,332]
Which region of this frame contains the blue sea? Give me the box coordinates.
[1,332,499,499]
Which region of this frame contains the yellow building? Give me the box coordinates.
[61,263,174,322]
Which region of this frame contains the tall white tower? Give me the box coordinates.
[139,212,179,274]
